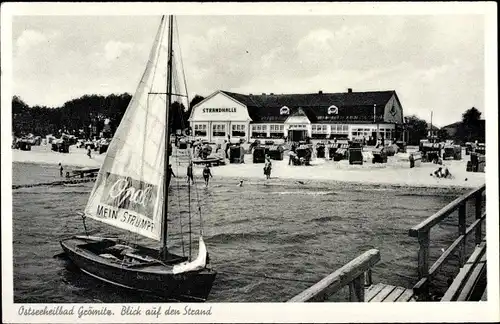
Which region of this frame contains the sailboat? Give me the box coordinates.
[60,15,217,302]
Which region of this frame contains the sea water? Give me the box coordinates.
[11,162,478,302]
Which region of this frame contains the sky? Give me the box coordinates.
[10,11,486,127]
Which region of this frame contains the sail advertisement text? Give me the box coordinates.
[101,172,157,218]
[95,203,156,233]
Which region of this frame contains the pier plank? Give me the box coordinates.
[383,286,406,302]
[441,243,486,301]
[370,284,397,302]
[457,254,487,301]
[365,283,385,301]
[480,287,487,301]
[395,288,415,302]
[366,284,414,302]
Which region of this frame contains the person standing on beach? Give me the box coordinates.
[203,164,212,187]
[87,147,92,159]
[187,161,194,184]
[58,163,64,177]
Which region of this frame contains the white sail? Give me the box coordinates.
[84,18,174,241]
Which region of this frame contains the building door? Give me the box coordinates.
[288,129,307,142]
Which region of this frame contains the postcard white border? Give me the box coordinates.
[2,2,499,323]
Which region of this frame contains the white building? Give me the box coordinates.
[188,88,404,144]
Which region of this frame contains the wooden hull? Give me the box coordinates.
[60,236,216,302]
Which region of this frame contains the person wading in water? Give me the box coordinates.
[58,163,64,177]
[264,157,272,179]
[203,164,212,187]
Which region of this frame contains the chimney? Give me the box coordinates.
[347,88,353,93]
[318,90,323,94]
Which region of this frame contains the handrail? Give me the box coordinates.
[288,249,380,302]
[408,184,486,300]
[409,184,485,237]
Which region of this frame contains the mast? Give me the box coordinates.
[430,111,433,140]
[161,15,174,259]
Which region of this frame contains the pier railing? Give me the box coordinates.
[408,184,486,300]
[287,249,380,302]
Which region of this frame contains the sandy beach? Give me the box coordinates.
[12,144,485,189]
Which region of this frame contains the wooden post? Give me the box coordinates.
[349,274,365,302]
[475,192,483,245]
[417,231,430,279]
[417,231,430,300]
[458,203,467,267]
[364,269,373,287]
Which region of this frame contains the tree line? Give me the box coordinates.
[12,94,483,145]
[12,94,205,138]
[404,107,484,145]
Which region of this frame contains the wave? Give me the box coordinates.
[206,231,279,244]
[272,191,337,196]
[276,232,318,244]
[396,192,463,198]
[307,215,342,224]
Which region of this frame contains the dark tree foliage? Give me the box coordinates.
[170,95,205,135]
[12,93,205,138]
[12,96,59,137]
[456,107,484,143]
[437,128,449,141]
[169,95,205,134]
[170,101,186,133]
[186,94,205,119]
[404,115,428,145]
[12,94,132,138]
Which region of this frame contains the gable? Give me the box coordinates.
[285,107,312,124]
[189,91,251,122]
[383,94,404,124]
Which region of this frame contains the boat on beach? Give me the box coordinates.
[60,15,216,302]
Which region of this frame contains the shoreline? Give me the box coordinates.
[11,145,485,190]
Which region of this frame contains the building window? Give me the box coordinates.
[330,124,349,135]
[269,124,284,139]
[194,124,207,137]
[351,127,373,139]
[311,124,328,139]
[327,105,339,115]
[251,124,268,138]
[232,124,246,137]
[384,129,393,141]
[212,124,226,137]
[352,128,376,139]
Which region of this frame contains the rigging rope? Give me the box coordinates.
[174,156,186,257]
[148,16,167,95]
[174,16,191,110]
[172,16,205,238]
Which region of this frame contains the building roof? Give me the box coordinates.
[441,121,461,129]
[221,90,397,123]
[442,120,485,129]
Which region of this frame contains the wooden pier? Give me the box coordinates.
[288,184,487,302]
[71,167,100,178]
